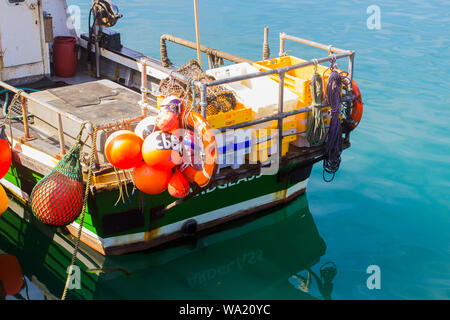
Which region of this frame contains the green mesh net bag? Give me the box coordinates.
[30,135,85,227]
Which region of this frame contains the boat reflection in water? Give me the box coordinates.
[0,193,336,300]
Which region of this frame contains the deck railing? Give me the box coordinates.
[140,32,355,165]
[0,32,355,171]
[0,80,85,157]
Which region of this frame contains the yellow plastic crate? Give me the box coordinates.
[253,56,330,106]
[207,102,254,129]
[248,138,291,163]
[156,96,254,129]
[248,121,295,163]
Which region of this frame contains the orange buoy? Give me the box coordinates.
[134,116,157,139]
[156,107,179,133]
[349,80,363,130]
[132,163,171,195]
[0,184,8,216]
[156,96,183,132]
[0,138,12,180]
[168,169,190,199]
[104,130,144,169]
[142,131,182,170]
[0,254,24,297]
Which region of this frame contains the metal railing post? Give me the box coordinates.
[20,96,31,140]
[277,72,285,164]
[348,52,355,91]
[200,83,208,118]
[57,114,66,155]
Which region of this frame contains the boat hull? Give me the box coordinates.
[1,147,312,255]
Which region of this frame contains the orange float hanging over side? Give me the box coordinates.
[132,163,172,195]
[168,169,190,199]
[179,109,218,188]
[0,254,24,297]
[0,185,8,215]
[104,130,144,169]
[348,80,363,131]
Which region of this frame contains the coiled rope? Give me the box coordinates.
[61,123,97,300]
[0,88,38,120]
[306,60,326,147]
[323,67,343,182]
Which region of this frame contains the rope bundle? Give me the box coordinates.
[306,64,326,147]
[323,69,343,182]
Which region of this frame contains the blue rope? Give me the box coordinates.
[323,69,343,182]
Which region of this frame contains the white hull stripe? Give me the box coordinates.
[102,179,308,249]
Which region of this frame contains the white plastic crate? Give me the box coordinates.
[206,63,299,120]
[215,129,252,173]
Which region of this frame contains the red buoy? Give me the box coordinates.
[132,163,171,195]
[168,169,190,199]
[0,139,12,180]
[0,254,24,297]
[53,36,78,78]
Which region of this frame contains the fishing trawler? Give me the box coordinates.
[0,0,363,256]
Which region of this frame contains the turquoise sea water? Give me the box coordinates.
[1,0,449,300]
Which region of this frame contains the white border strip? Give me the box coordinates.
[103,179,308,249]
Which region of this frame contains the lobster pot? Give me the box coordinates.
[31,145,84,227]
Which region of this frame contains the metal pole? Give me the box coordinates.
[57,114,66,155]
[207,53,352,87]
[263,26,270,60]
[279,32,353,55]
[20,96,31,140]
[160,34,252,65]
[200,83,208,118]
[348,52,355,91]
[279,32,286,57]
[277,73,285,164]
[95,23,101,78]
[193,0,202,68]
[140,62,148,117]
[207,54,214,70]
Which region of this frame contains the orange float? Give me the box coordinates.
[179,109,217,188]
[349,80,363,130]
[0,139,12,180]
[168,169,190,199]
[0,254,24,297]
[0,184,9,216]
[157,96,183,132]
[104,130,144,169]
[132,163,171,195]
[142,131,182,170]
[156,105,179,132]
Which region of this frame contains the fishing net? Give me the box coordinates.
[159,59,236,116]
[31,135,85,227]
